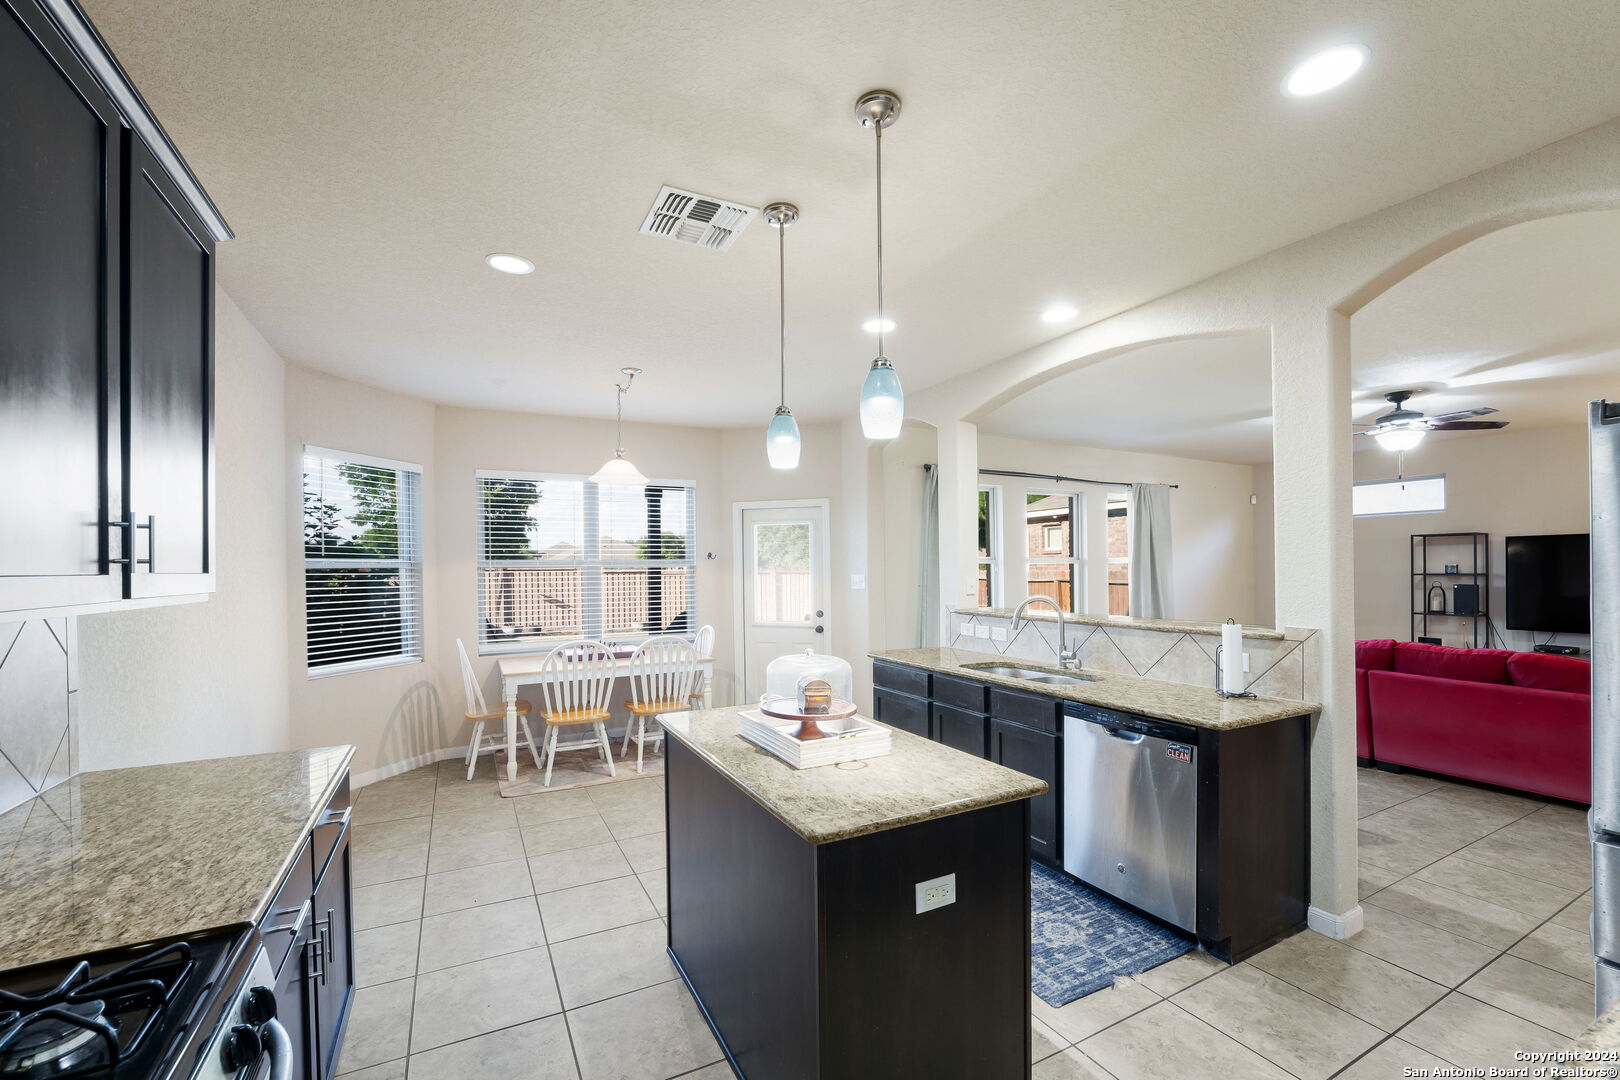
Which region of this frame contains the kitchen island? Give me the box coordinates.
[660,705,1047,1080]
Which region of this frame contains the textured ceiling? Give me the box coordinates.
[81,0,1620,429]
[979,210,1620,464]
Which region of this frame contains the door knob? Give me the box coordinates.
[815,610,824,618]
[815,625,824,634]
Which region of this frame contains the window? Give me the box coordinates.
[1353,474,1446,517]
[1107,493,1130,615]
[1026,491,1082,612]
[976,486,1000,606]
[476,472,696,652]
[302,447,423,676]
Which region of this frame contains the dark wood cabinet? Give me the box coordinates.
[873,687,930,738]
[312,832,354,1078]
[934,702,988,757]
[0,0,226,618]
[989,718,1060,863]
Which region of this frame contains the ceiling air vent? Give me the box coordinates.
[639,186,759,253]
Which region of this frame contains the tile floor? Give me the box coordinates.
[339,758,1594,1080]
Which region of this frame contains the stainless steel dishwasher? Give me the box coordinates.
[1061,703,1198,931]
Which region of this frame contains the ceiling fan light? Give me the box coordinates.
[860,357,904,441]
[1374,427,1426,452]
[767,406,801,470]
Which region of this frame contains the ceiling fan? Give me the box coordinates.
[1353,389,1508,451]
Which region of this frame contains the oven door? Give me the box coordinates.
[191,947,300,1080]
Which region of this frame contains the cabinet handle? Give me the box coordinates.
[108,519,132,565]
[265,899,311,939]
[135,515,154,567]
[319,806,352,829]
[306,925,326,984]
[324,908,336,967]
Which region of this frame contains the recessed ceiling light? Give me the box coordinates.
[1283,44,1369,97]
[862,318,896,334]
[485,252,534,275]
[1040,303,1078,324]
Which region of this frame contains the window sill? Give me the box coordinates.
[307,655,424,680]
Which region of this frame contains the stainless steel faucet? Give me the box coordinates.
[1012,595,1079,669]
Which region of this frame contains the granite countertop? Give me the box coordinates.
[1571,1000,1620,1056]
[873,647,1318,730]
[0,746,354,971]
[659,705,1046,845]
[953,606,1295,641]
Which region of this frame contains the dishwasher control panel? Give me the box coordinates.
[1063,703,1199,745]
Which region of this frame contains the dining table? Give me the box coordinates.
[495,650,717,781]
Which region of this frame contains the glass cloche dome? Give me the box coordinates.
[763,650,854,707]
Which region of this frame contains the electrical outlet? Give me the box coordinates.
[915,873,956,914]
[974,624,990,639]
[990,625,1007,641]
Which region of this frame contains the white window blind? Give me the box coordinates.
[477,472,697,653]
[302,447,423,676]
[1353,474,1447,517]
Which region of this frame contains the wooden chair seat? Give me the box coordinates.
[542,705,612,726]
[626,699,686,716]
[466,699,531,723]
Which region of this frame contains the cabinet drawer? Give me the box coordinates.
[989,688,1061,734]
[872,660,930,699]
[260,836,314,976]
[312,773,352,884]
[932,703,988,758]
[874,688,930,738]
[933,674,989,713]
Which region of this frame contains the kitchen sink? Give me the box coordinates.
[961,663,1097,685]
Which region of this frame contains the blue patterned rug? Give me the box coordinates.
[1031,861,1194,1007]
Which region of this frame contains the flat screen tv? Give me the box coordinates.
[1505,534,1590,634]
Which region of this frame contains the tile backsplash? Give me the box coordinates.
[0,618,77,814]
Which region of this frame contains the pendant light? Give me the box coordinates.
[590,367,649,485]
[762,202,802,469]
[855,89,904,440]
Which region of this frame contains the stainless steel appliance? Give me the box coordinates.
[1061,703,1198,931]
[1591,399,1620,1013]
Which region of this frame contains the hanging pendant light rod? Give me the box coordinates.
[762,202,802,469]
[854,90,904,440]
[613,366,639,457]
[875,118,885,359]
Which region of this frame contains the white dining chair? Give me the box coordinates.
[622,635,702,772]
[457,638,541,781]
[536,639,618,787]
[689,623,715,708]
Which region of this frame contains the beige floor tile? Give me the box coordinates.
[566,979,723,1080]
[354,920,420,987]
[1172,963,1382,1080]
[1413,783,1546,823]
[585,777,664,811]
[352,792,434,827]
[1363,877,1541,949]
[409,947,561,1053]
[1031,978,1160,1045]
[427,781,508,815]
[529,841,634,894]
[600,803,665,840]
[1509,923,1595,983]
[426,827,525,874]
[352,816,432,852]
[340,977,415,1070]
[353,876,424,930]
[1355,821,1459,877]
[1032,1047,1115,1079]
[1031,1016,1067,1063]
[422,858,534,917]
[406,1015,578,1080]
[1411,854,1582,918]
[1080,1000,1292,1080]
[1247,930,1446,1032]
[549,918,676,1009]
[639,869,668,916]
[1358,859,1403,900]
[618,830,666,873]
[1551,892,1593,933]
[416,895,546,973]
[679,1067,735,1080]
[333,1058,406,1080]
[511,788,599,825]
[1347,902,1498,986]
[427,802,519,840]
[521,813,614,856]
[538,875,659,942]
[351,840,429,888]
[1134,949,1224,997]
[1399,992,1567,1071]
[1459,954,1597,1037]
[1458,825,1592,891]
[1332,1038,1453,1080]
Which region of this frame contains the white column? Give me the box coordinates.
[1270,308,1361,938]
[934,420,980,639]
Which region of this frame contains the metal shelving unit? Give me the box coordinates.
[1411,532,1489,647]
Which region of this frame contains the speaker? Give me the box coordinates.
[1452,583,1479,617]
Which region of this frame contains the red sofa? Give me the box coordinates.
[1355,639,1592,803]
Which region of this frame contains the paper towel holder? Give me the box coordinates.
[1215,619,1257,698]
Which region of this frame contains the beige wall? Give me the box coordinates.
[284,366,444,782]
[78,289,292,770]
[1353,425,1589,652]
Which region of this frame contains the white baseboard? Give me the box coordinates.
[1308,904,1365,940]
[353,746,460,788]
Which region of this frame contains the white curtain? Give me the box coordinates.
[918,465,940,646]
[1128,483,1174,619]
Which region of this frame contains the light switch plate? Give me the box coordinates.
[916,873,956,914]
[850,574,866,590]
[990,625,1008,641]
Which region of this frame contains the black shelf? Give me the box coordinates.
[1411,532,1489,647]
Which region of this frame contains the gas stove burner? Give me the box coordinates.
[0,1001,114,1078]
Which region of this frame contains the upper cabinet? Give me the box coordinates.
[0,0,228,618]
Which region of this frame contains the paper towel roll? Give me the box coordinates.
[1220,621,1245,694]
